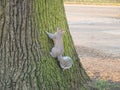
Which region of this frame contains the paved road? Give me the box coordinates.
[65,4,120,58]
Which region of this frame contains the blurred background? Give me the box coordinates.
[64,1,120,89]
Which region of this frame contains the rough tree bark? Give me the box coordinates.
[0,0,90,90]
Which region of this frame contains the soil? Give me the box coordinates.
[75,45,120,83]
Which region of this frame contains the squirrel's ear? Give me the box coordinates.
[57,27,65,33]
[57,27,61,31]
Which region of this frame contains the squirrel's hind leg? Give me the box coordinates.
[50,52,57,58]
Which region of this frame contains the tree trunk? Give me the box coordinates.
[0,0,90,90]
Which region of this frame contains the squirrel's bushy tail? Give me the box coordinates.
[57,55,73,70]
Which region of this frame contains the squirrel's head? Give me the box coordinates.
[57,27,65,35]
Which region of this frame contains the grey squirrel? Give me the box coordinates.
[46,27,73,70]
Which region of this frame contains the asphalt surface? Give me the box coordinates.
[65,4,120,58]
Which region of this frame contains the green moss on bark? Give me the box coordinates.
[33,0,90,89]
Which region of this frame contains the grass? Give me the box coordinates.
[92,80,120,90]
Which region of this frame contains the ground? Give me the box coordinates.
[65,4,120,83]
[76,46,120,82]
